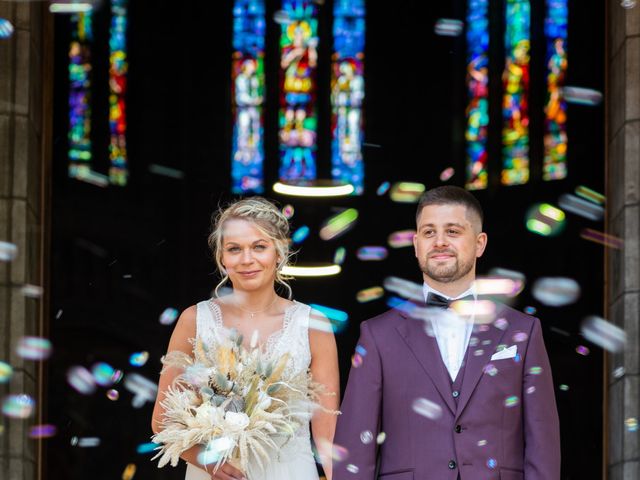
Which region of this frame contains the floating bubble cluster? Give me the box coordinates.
[16,336,53,360]
[333,246,347,265]
[412,397,443,420]
[356,286,384,303]
[91,362,122,387]
[504,396,519,408]
[123,373,158,408]
[346,464,360,474]
[320,209,359,240]
[435,18,464,36]
[376,181,390,196]
[526,203,565,237]
[389,182,425,203]
[159,307,179,325]
[21,284,44,298]
[0,361,13,383]
[581,316,627,353]
[29,424,57,439]
[292,225,311,244]
[562,86,603,105]
[387,230,415,248]
[122,464,137,480]
[440,167,455,181]
[282,204,295,219]
[0,18,14,39]
[356,246,388,261]
[532,277,580,306]
[70,436,101,447]
[360,430,373,444]
[558,193,604,221]
[0,241,18,261]
[67,366,97,395]
[129,351,149,367]
[2,394,35,419]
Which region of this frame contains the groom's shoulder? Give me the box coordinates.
[362,306,406,332]
[496,302,540,330]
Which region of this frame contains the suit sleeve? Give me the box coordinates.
[523,318,561,480]
[333,320,382,480]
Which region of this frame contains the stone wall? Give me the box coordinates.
[608,1,640,479]
[0,2,52,479]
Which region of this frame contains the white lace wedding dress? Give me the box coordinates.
[185,299,319,480]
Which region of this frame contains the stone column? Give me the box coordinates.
[0,2,52,479]
[608,1,640,479]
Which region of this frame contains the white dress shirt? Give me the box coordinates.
[423,283,477,382]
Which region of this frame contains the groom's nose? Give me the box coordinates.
[434,230,449,247]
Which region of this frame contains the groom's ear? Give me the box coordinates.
[413,233,419,257]
[476,232,488,258]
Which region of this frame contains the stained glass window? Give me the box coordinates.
[68,11,93,180]
[278,0,319,183]
[330,0,365,194]
[465,0,490,190]
[543,0,568,181]
[501,0,530,186]
[231,0,266,193]
[108,0,129,186]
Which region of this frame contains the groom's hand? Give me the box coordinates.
[210,463,246,480]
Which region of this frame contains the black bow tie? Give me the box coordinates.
[426,292,475,309]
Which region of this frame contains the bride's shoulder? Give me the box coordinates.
[286,300,319,319]
[179,304,198,321]
[282,298,300,310]
[169,305,198,339]
[305,305,333,335]
[179,299,218,322]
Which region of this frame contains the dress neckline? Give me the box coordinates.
[206,299,300,355]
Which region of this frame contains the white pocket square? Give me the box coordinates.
[490,345,517,361]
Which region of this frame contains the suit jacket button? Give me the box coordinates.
[452,390,460,398]
[455,425,462,433]
[448,460,457,469]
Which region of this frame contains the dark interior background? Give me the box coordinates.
[48,0,605,478]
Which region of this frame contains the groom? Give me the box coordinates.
[334,186,560,480]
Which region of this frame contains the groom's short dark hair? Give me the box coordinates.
[416,186,484,228]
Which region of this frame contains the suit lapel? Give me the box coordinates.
[455,315,508,420]
[396,311,457,415]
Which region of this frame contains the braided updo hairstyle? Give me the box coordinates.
[208,197,293,299]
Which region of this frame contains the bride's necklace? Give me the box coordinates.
[234,295,279,320]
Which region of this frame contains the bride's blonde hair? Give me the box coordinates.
[208,197,294,299]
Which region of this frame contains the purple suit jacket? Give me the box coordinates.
[333,303,560,480]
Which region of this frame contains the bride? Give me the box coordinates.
[151,197,340,480]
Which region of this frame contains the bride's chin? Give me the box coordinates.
[229,272,277,291]
[231,278,270,291]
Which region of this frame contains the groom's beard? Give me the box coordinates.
[420,251,474,284]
